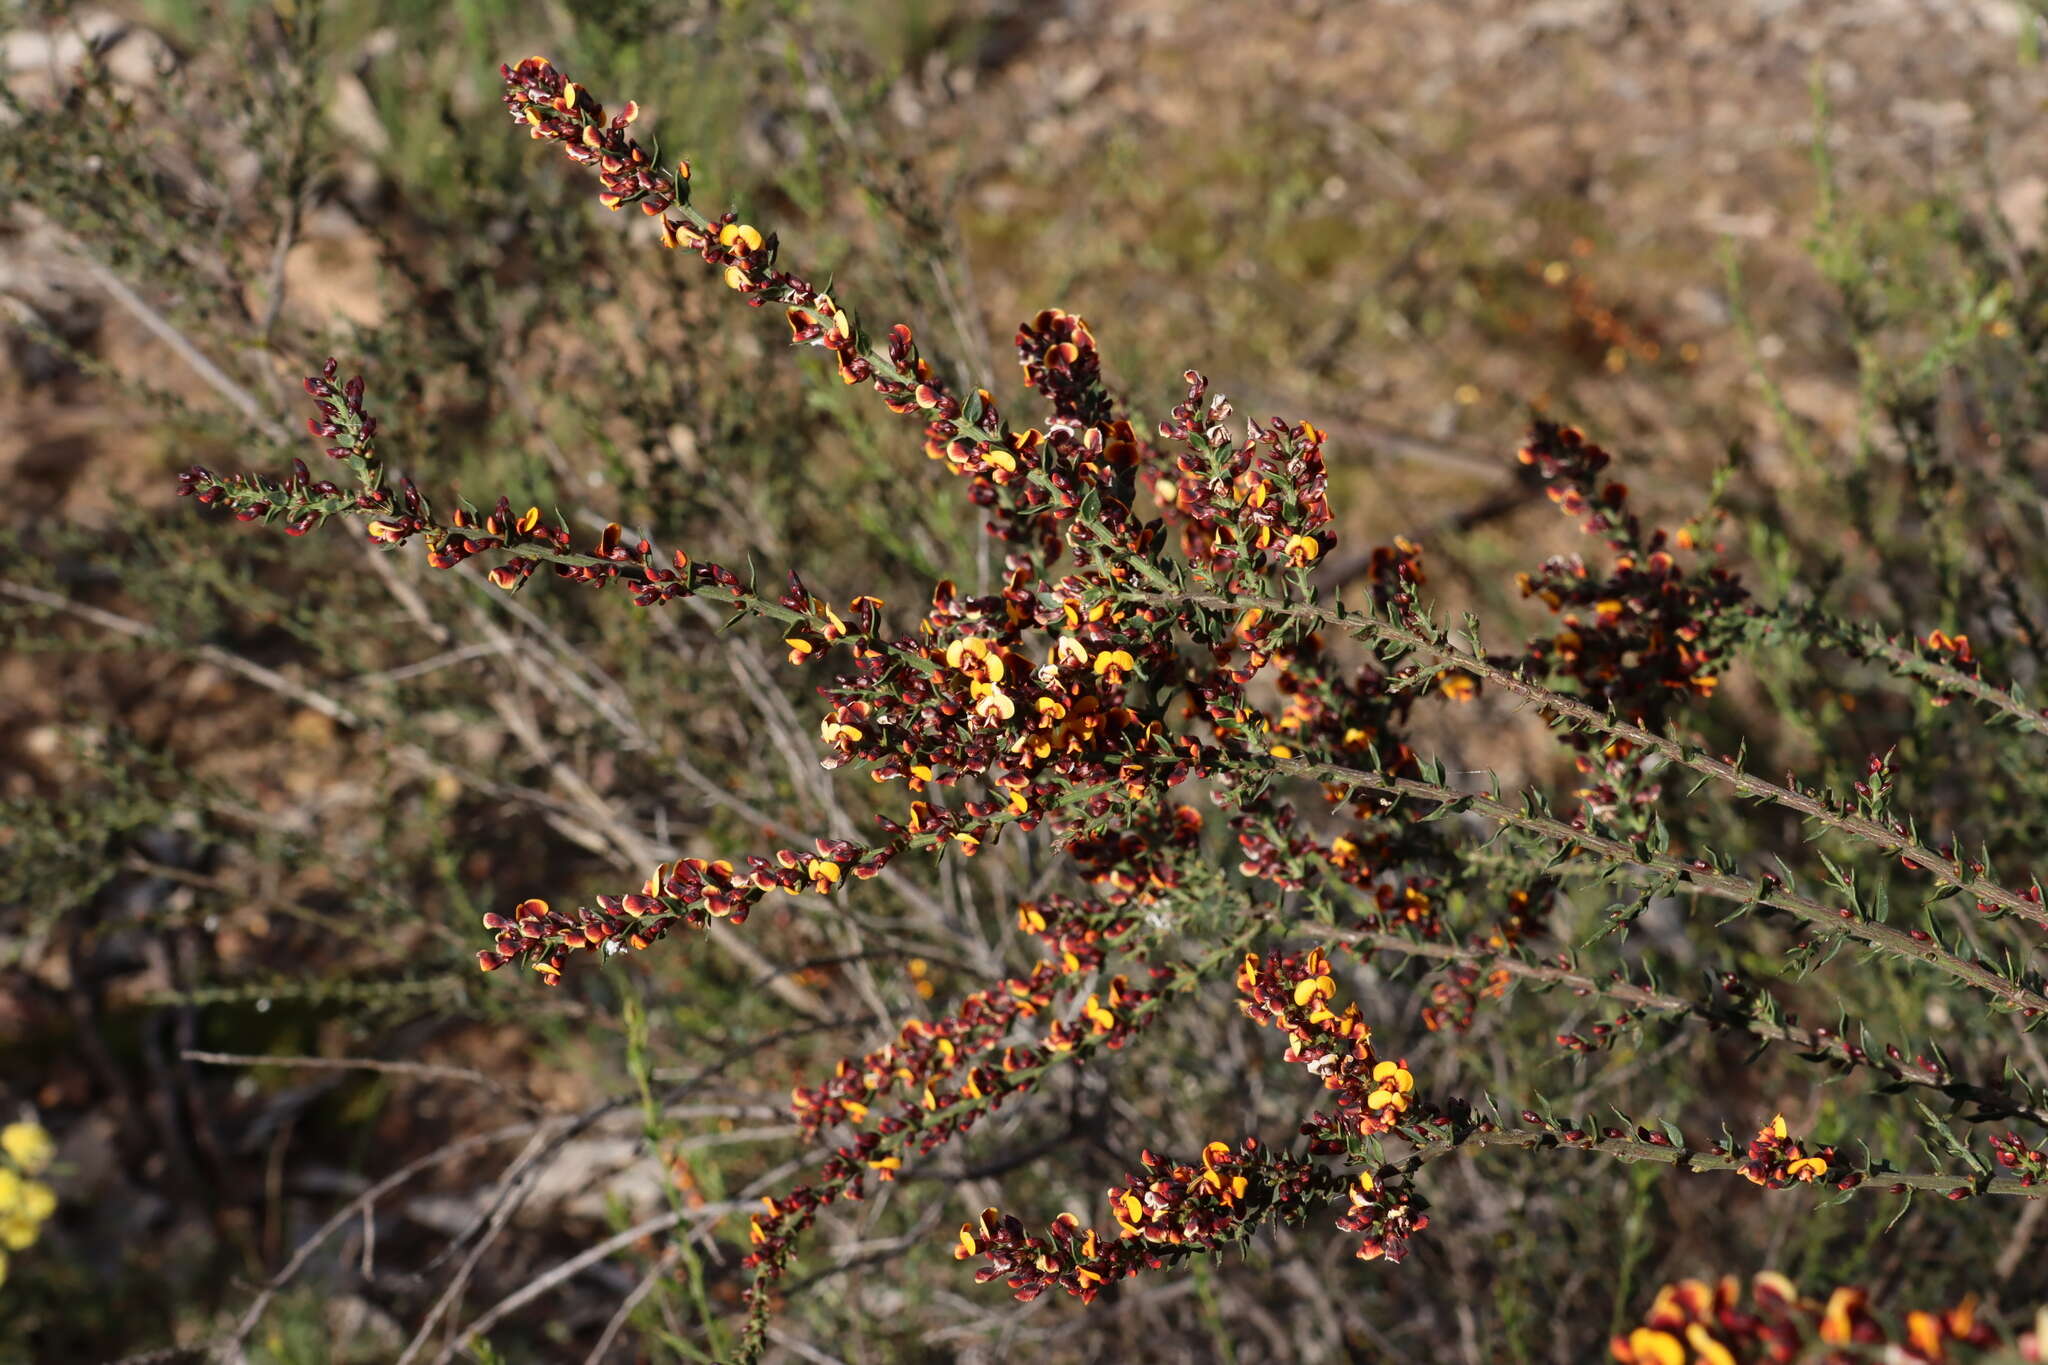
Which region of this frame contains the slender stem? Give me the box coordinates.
[181,1050,534,1112]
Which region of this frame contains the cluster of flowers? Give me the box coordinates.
[1508,422,1757,826]
[1215,617,1552,1042]
[1609,1274,2012,1364]
[175,358,723,609]
[956,1141,1435,1302]
[174,360,392,541]
[788,898,1154,1137]
[1331,1168,1432,1265]
[1736,1113,1856,1192]
[955,951,1437,1301]
[1146,370,1333,583]
[1235,948,1426,1148]
[0,1120,57,1288]
[477,66,1203,962]
[181,57,1449,995]
[1410,882,1551,1035]
[955,1138,1347,1303]
[1226,792,1546,1049]
[471,834,900,979]
[1920,628,1979,707]
[1216,420,1767,1045]
[501,56,1173,589]
[740,898,1166,1350]
[181,61,1483,1351]
[1066,802,1207,907]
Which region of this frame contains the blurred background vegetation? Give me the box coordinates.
[4,0,2048,1360]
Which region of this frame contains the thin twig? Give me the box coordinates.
[581,1244,679,1365]
[2,579,359,725]
[395,1124,565,1365]
[181,1050,537,1114]
[435,1207,697,1354]
[1392,1122,2043,1199]
[1,579,606,841]
[348,636,508,688]
[439,1154,813,1364]
[1270,747,2048,1018]
[211,1121,542,1363]
[30,211,293,444]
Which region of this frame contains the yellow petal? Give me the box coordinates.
[1686,1324,1735,1365]
[17,1182,53,1222]
[1624,1329,1684,1365]
[1294,974,1335,1007]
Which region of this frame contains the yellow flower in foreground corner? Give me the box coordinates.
[1,1121,53,1175]
[0,1121,62,1275]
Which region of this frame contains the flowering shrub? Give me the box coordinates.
[0,1120,57,1289]
[170,53,2048,1361]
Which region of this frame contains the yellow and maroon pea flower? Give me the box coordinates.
[1091,648,1136,684]
[800,847,847,894]
[718,222,766,290]
[486,557,538,592]
[775,948,1161,1279]
[1437,669,1478,702]
[1925,628,1975,666]
[943,635,1006,683]
[968,682,1016,724]
[1363,1058,1415,1115]
[818,699,871,754]
[784,629,824,665]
